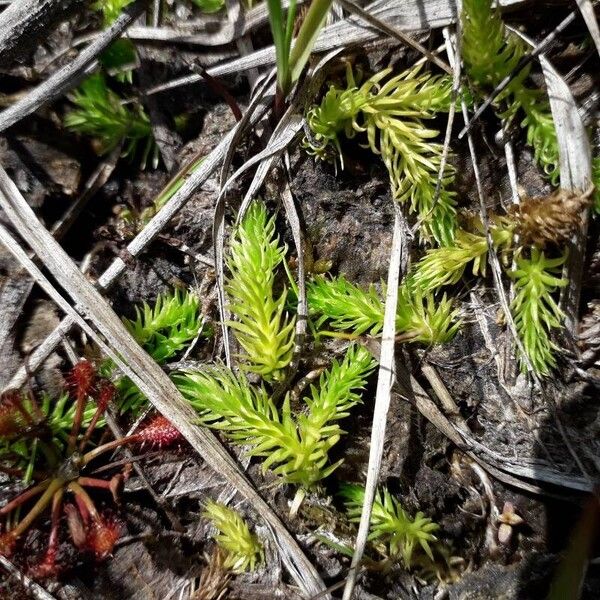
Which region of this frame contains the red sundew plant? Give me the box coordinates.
[0,360,182,578]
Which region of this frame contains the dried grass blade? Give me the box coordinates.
[342,207,407,600]
[128,0,305,47]
[335,0,452,74]
[145,0,527,97]
[575,0,600,58]
[0,555,57,600]
[540,56,592,334]
[0,0,85,68]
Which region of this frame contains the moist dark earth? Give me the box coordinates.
[1,2,600,599]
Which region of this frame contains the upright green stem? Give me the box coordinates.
[288,0,332,85]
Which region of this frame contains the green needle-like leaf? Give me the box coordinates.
[226,201,296,382]
[203,501,264,573]
[340,483,440,568]
[176,345,375,489]
[305,64,458,245]
[508,248,568,375]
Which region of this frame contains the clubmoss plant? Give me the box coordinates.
[409,212,572,376]
[123,289,204,363]
[225,201,295,382]
[192,0,225,12]
[461,0,559,183]
[65,73,153,163]
[203,501,264,573]
[175,345,375,491]
[508,248,568,375]
[409,216,514,292]
[92,0,137,82]
[340,484,439,568]
[307,275,460,344]
[305,64,457,245]
[116,289,205,413]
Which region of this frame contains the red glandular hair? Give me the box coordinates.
[86,516,121,559]
[135,415,182,448]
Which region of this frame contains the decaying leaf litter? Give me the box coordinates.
[0,0,599,598]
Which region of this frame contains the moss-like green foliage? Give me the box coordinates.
[508,248,568,375]
[65,73,152,158]
[410,217,514,292]
[460,0,526,94]
[117,289,205,412]
[192,0,225,13]
[305,65,457,245]
[92,0,137,82]
[203,501,263,573]
[307,275,460,344]
[340,484,439,568]
[124,289,204,363]
[308,276,385,336]
[461,0,559,183]
[0,393,96,476]
[396,284,460,344]
[225,201,295,382]
[92,0,134,25]
[175,345,375,489]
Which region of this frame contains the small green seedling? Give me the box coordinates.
[340,484,440,569]
[203,501,264,573]
[225,201,295,382]
[65,73,154,164]
[176,344,375,492]
[305,64,457,245]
